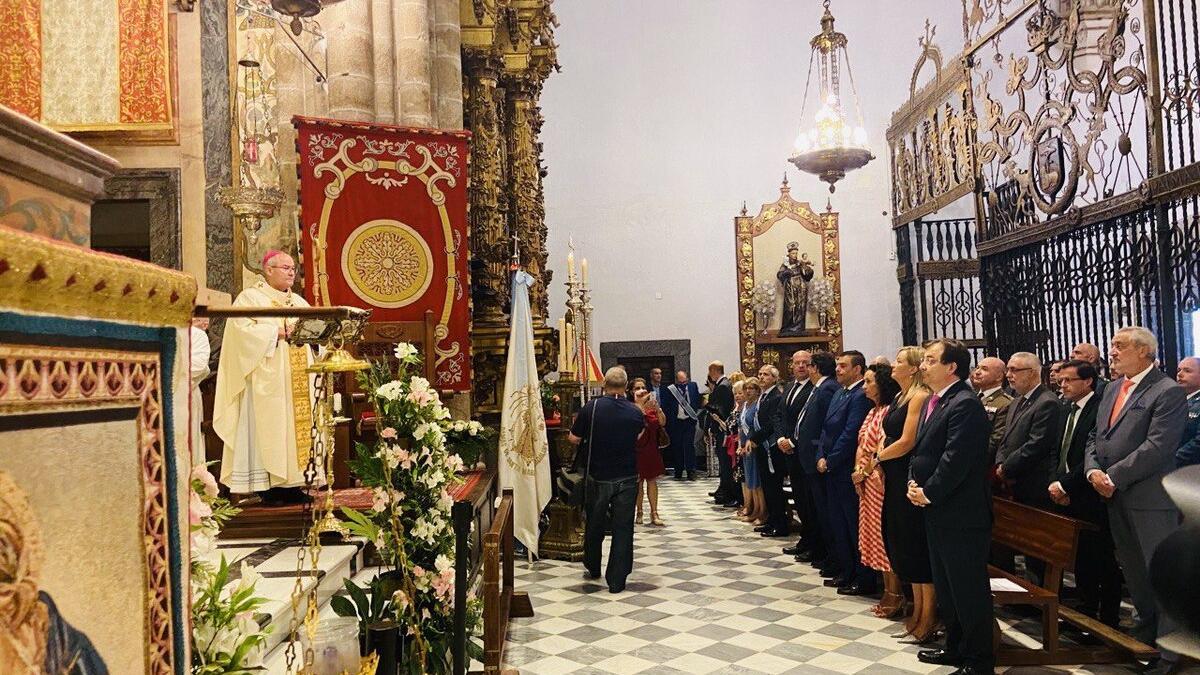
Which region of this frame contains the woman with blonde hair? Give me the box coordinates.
[738,378,767,525]
[878,346,937,641]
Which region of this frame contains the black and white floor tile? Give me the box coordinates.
[503,478,1145,674]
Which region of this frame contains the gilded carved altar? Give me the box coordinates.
[736,178,842,374]
[461,0,559,414]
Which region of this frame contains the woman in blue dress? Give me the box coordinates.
[738,377,766,525]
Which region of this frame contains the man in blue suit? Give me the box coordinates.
[784,351,841,567]
[817,350,874,594]
[662,369,702,480]
[1175,356,1200,468]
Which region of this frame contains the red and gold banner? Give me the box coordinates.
[0,0,172,131]
[294,116,473,391]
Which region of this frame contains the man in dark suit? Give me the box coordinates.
[907,338,994,675]
[701,361,736,503]
[749,364,788,536]
[1047,360,1123,627]
[1085,327,1186,662]
[1174,356,1200,468]
[995,352,1062,508]
[648,367,668,404]
[787,351,840,567]
[817,350,874,593]
[774,351,814,546]
[662,369,702,481]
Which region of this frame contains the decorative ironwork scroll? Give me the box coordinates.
[896,218,986,361]
[972,0,1149,243]
[888,23,977,227]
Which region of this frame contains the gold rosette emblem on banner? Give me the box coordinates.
[340,219,435,308]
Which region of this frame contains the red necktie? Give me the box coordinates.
[1108,379,1136,427]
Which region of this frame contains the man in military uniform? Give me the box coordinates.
[973,357,1013,465]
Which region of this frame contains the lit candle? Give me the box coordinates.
[567,251,575,279]
[581,258,588,285]
[558,318,566,372]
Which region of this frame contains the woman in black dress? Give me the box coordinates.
[877,345,936,642]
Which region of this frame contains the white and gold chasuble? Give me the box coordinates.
[213,281,319,492]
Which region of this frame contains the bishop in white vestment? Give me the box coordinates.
[213,251,318,501]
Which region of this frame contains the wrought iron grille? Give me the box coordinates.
[1157,0,1200,173]
[981,206,1162,362]
[896,217,986,361]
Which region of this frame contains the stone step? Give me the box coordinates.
[214,537,367,658]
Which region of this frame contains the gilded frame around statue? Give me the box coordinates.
[735,178,842,374]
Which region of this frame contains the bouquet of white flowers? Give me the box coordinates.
[189,465,271,674]
[337,343,483,673]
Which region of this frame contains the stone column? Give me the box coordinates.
[371,0,396,124]
[429,0,463,128]
[505,76,547,325]
[324,0,376,121]
[394,0,433,126]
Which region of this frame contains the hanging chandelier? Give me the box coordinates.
[270,0,345,36]
[788,0,873,193]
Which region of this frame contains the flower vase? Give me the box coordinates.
[366,620,401,675]
[818,311,828,333]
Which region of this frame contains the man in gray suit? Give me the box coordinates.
[1085,327,1186,663]
[996,352,1062,509]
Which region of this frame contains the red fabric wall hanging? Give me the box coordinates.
[293,116,472,391]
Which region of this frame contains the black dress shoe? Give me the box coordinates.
[722,500,742,508]
[818,567,842,579]
[760,528,788,538]
[823,577,847,588]
[836,583,875,596]
[674,474,684,481]
[708,490,720,497]
[949,667,991,675]
[795,550,815,563]
[608,584,625,594]
[753,525,769,533]
[687,471,697,481]
[917,649,963,667]
[782,544,804,556]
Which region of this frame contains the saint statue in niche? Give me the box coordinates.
[777,242,815,336]
[0,470,108,674]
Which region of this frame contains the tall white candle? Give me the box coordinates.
[581,258,588,285]
[567,251,575,279]
[558,318,566,372]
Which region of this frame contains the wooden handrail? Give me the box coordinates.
[483,492,514,673]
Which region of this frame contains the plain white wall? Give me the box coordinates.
[541,0,964,371]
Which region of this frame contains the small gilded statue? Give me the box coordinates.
[777,242,815,337]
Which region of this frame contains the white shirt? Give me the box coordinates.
[979,386,1002,400]
[1188,390,1200,402]
[846,378,865,392]
[934,380,957,399]
[1071,390,1095,411]
[1125,363,1155,387]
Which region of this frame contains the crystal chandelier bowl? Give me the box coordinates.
[788,2,874,192]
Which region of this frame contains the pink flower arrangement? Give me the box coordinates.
[380,427,398,440]
[191,465,220,498]
[189,490,213,526]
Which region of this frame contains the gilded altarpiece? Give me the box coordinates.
[736,180,842,374]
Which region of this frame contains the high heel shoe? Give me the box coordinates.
[650,514,665,526]
[872,592,905,619]
[899,626,939,645]
[636,512,644,525]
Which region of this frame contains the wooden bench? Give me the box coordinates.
[990,497,1158,666]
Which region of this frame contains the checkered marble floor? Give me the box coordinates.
[506,478,1145,675]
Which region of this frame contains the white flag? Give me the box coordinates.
[498,270,552,554]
